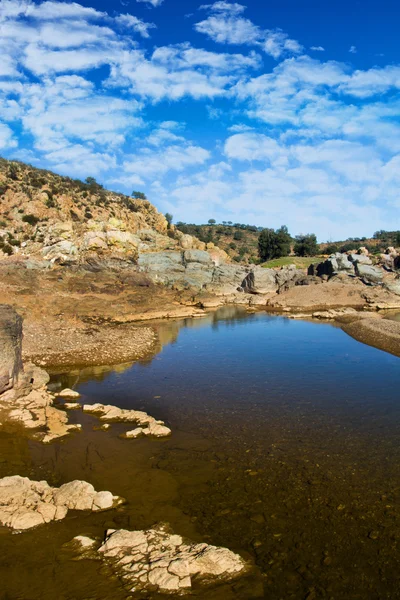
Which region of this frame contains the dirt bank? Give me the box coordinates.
[342,317,400,357]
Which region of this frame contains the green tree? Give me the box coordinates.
[165,213,173,228]
[132,191,147,200]
[294,233,319,257]
[233,230,244,240]
[258,225,291,261]
[208,218,216,225]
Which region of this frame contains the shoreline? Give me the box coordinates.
[21,303,400,371]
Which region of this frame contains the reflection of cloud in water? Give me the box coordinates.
[52,307,253,386]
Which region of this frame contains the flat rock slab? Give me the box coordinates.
[71,524,247,594]
[0,476,123,531]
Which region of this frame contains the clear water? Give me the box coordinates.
[1,308,400,599]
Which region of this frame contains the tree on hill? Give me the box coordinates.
[294,233,318,256]
[258,226,291,261]
[132,191,147,200]
[208,218,216,225]
[165,213,173,228]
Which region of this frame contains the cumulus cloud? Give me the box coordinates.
[123,144,210,178]
[1,0,400,237]
[195,1,303,59]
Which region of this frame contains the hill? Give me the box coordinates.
[176,222,261,264]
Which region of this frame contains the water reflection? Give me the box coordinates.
[3,310,400,599]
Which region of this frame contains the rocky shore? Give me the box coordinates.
[0,303,249,595]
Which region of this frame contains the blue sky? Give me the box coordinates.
[0,0,400,240]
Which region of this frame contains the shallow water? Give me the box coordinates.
[2,308,400,599]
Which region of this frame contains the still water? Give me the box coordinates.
[1,308,400,599]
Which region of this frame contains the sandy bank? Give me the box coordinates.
[342,317,400,357]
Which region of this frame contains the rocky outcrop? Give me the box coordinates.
[309,253,386,287]
[0,305,83,442]
[0,305,23,394]
[308,253,354,278]
[0,475,123,530]
[348,253,372,266]
[83,403,171,437]
[384,278,400,296]
[354,263,384,285]
[71,523,247,594]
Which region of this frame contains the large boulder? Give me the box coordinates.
[384,278,400,295]
[242,267,277,294]
[0,305,23,395]
[207,264,248,295]
[183,250,213,266]
[138,252,185,285]
[309,253,354,278]
[275,265,308,292]
[42,240,78,264]
[355,263,384,285]
[348,253,372,265]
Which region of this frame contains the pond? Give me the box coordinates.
[1,308,400,599]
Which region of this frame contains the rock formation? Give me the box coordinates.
[71,523,247,594]
[83,403,171,438]
[0,475,123,530]
[0,305,23,394]
[0,305,81,442]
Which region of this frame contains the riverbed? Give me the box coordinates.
[1,308,400,599]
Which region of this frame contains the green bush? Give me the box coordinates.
[294,234,319,257]
[22,214,39,225]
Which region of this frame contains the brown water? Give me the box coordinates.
[1,308,400,599]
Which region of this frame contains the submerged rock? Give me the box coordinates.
[83,403,171,437]
[72,524,247,594]
[0,475,123,531]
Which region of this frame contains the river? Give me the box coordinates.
[1,308,400,599]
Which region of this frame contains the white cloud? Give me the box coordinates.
[115,14,156,37]
[123,144,210,178]
[224,133,286,165]
[199,2,246,15]
[0,123,17,149]
[1,0,400,239]
[310,46,325,51]
[349,45,357,54]
[136,0,164,6]
[195,2,303,59]
[227,123,253,132]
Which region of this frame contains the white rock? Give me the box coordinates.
[0,475,122,531]
[93,491,115,511]
[123,428,144,439]
[92,524,247,594]
[83,403,171,437]
[58,389,81,399]
[64,403,81,410]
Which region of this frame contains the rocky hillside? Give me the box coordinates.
[176,222,261,264]
[0,157,226,264]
